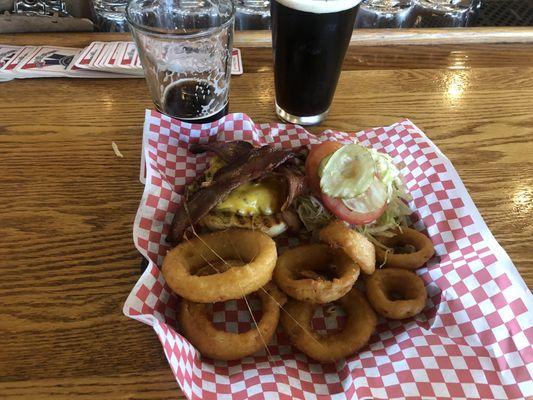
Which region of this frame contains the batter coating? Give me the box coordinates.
[162,229,277,303]
[274,243,360,304]
[179,283,287,360]
[319,221,376,275]
[375,227,434,271]
[281,288,377,362]
[366,268,427,320]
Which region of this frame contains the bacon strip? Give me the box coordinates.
[189,141,254,163]
[273,167,307,211]
[168,142,296,245]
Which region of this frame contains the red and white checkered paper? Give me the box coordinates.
[124,110,533,400]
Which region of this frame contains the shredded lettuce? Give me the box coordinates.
[295,195,334,232]
[355,149,412,239]
[369,149,402,197]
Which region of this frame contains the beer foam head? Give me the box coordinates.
[276,0,362,14]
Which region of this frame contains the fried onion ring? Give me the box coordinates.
[366,268,427,320]
[280,288,377,362]
[319,221,376,275]
[179,283,287,360]
[193,259,244,276]
[375,227,434,270]
[162,229,277,303]
[274,244,360,304]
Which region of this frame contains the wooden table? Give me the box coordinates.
[0,31,532,399]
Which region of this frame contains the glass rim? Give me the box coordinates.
[125,0,235,39]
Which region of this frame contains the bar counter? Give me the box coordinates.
[0,30,532,399]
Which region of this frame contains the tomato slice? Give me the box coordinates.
[322,194,386,225]
[305,141,343,195]
[321,179,387,225]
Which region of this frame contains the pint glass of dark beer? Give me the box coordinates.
[271,0,360,125]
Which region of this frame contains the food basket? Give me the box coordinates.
[124,110,533,400]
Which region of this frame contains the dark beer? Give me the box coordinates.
[271,0,359,124]
[161,79,229,124]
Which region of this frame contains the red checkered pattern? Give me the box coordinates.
[124,110,533,400]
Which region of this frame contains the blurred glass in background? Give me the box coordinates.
[83,0,533,32]
[90,0,270,32]
[356,0,479,29]
[355,0,415,29]
[91,0,129,32]
[8,0,533,34]
[14,0,69,15]
[234,0,270,30]
[413,0,476,28]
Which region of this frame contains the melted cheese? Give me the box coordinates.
[204,156,281,216]
[216,179,281,216]
[204,156,226,182]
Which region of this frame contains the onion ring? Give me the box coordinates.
[375,227,434,270]
[319,221,376,275]
[280,288,377,362]
[193,260,244,276]
[162,229,277,303]
[179,283,287,360]
[366,268,427,319]
[274,244,360,304]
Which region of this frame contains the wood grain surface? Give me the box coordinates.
[4,27,533,47]
[234,27,533,47]
[0,33,532,399]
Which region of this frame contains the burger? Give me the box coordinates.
[197,155,291,236]
[167,141,304,245]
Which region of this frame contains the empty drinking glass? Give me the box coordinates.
[126,0,235,123]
